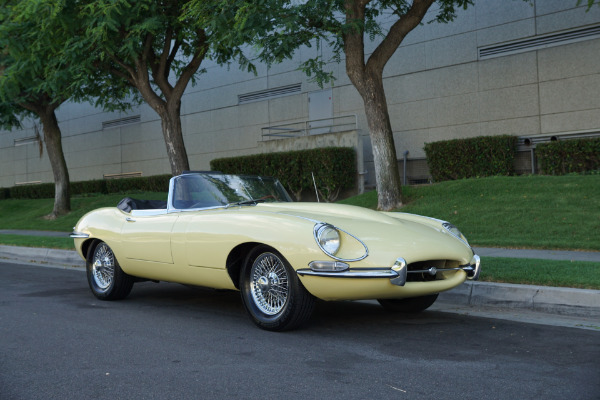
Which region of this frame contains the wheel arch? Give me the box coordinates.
[226,242,277,289]
[81,238,100,261]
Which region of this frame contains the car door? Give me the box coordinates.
[120,211,179,264]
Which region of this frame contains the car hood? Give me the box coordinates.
[259,202,396,225]
[252,202,472,263]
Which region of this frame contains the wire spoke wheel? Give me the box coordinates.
[86,240,134,300]
[240,246,315,331]
[92,242,115,291]
[249,253,289,315]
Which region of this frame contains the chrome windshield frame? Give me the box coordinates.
[167,173,292,213]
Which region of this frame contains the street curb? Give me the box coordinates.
[2,244,599,318]
[438,281,600,318]
[0,245,83,269]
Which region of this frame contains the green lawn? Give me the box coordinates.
[340,174,600,251]
[480,257,600,290]
[0,234,74,249]
[0,191,167,233]
[0,191,167,250]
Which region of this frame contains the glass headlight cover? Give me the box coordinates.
[314,223,341,256]
[442,222,469,245]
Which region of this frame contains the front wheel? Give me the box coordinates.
[86,241,134,300]
[240,246,315,331]
[377,294,439,313]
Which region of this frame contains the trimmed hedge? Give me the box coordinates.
[1,146,357,202]
[424,135,517,182]
[536,138,600,175]
[105,174,172,193]
[1,174,172,200]
[211,147,356,201]
[9,183,55,199]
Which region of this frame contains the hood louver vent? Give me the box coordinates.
[479,25,600,59]
[102,115,141,130]
[238,83,302,104]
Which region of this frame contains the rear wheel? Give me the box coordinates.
[377,294,439,313]
[240,246,315,331]
[86,241,134,300]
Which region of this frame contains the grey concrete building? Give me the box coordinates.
[1,0,599,190]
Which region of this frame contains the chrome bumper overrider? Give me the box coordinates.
[464,254,481,280]
[297,255,481,287]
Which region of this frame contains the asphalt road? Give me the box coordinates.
[1,262,599,400]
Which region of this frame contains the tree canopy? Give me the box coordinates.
[0,0,86,217]
[578,0,598,9]
[72,0,264,175]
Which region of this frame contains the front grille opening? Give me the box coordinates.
[406,260,456,282]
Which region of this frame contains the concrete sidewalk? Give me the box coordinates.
[1,242,599,321]
[0,229,70,237]
[473,247,600,263]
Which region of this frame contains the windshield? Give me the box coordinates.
[170,173,293,210]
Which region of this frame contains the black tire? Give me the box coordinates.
[240,246,315,331]
[377,294,439,313]
[86,240,134,300]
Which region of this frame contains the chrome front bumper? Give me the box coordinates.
[297,254,481,287]
[70,231,89,239]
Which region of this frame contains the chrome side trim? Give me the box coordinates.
[70,232,89,239]
[298,257,407,286]
[297,268,398,279]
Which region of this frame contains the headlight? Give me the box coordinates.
[315,224,340,256]
[442,222,469,245]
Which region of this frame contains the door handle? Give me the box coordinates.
[126,217,136,222]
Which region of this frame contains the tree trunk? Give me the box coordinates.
[342,0,405,211]
[360,73,402,211]
[38,107,70,218]
[159,101,189,176]
[133,74,190,176]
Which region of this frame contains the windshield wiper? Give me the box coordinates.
[225,199,265,208]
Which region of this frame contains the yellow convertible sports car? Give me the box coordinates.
[71,172,480,331]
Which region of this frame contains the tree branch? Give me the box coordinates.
[150,28,175,99]
[171,28,207,103]
[106,51,137,87]
[154,27,173,84]
[366,0,435,75]
[343,0,368,93]
[166,39,181,79]
[19,93,55,115]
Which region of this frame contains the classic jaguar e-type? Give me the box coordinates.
[71,172,480,331]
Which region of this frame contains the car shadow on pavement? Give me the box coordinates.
[123,280,459,332]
